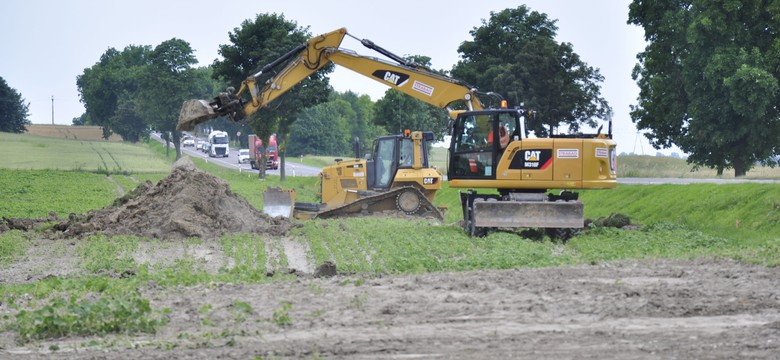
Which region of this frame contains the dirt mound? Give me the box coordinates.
[55,157,295,240]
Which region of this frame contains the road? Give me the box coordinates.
[152,133,321,177]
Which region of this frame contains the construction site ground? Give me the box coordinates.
[2,252,779,359]
[1,158,779,359]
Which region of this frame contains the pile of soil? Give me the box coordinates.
[53,157,295,240]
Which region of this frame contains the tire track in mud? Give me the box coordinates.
[264,237,314,275]
[88,143,123,173]
[103,147,123,171]
[85,142,110,171]
[106,175,125,197]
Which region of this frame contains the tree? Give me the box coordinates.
[451,6,612,136]
[337,91,384,147]
[109,93,146,142]
[211,13,332,179]
[77,45,151,141]
[286,91,383,157]
[373,55,449,141]
[629,0,780,176]
[72,113,88,126]
[287,99,352,156]
[0,77,31,133]
[136,38,201,159]
[373,89,449,139]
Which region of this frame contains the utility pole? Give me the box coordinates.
[51,96,54,125]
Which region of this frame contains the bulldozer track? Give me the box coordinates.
[315,187,443,221]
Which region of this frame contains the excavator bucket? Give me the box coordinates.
[177,99,217,132]
[262,187,296,218]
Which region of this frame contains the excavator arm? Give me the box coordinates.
[178,27,486,131]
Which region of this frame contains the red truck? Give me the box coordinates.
[248,134,280,170]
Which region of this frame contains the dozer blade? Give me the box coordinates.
[177,99,217,132]
[262,187,296,218]
[473,200,584,229]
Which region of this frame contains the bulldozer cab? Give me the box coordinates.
[367,132,432,190]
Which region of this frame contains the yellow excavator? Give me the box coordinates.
[177,27,617,237]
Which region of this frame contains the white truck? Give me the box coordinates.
[207,130,229,158]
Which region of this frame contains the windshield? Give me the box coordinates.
[239,150,249,156]
[212,136,228,144]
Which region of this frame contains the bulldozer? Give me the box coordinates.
[263,130,443,221]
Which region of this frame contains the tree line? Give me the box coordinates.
[3,2,777,176]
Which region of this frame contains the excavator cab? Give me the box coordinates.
[449,109,521,180]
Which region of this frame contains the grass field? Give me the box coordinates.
[0,132,171,174]
[25,124,123,142]
[1,133,779,268]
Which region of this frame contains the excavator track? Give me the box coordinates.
[314,187,443,221]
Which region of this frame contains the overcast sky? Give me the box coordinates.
[0,0,678,155]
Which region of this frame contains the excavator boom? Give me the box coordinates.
[177,28,485,131]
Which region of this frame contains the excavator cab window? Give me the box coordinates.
[449,110,522,180]
[451,114,495,178]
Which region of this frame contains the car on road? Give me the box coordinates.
[237,149,250,164]
[182,137,195,147]
[196,140,207,150]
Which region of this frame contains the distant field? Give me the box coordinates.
[0,132,170,174]
[26,124,123,142]
[618,154,780,179]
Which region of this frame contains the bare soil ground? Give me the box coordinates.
[2,257,780,359]
[2,158,779,358]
